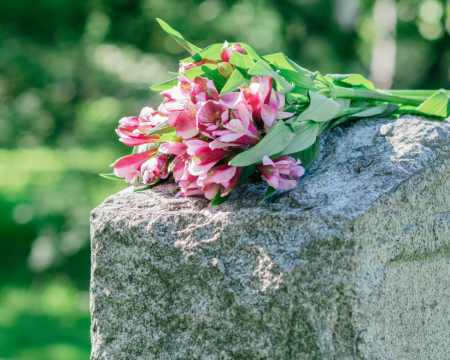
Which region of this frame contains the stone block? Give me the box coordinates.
[90,116,450,359]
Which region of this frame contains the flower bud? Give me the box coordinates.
[217,62,234,78]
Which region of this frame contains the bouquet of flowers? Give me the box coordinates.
[102,19,450,205]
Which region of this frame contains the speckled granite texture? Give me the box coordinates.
[90,115,450,359]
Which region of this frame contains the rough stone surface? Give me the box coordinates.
[90,115,450,360]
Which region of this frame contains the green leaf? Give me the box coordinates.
[229,52,255,78]
[180,43,223,63]
[237,43,269,64]
[99,173,124,181]
[263,53,311,74]
[229,120,296,167]
[210,190,230,206]
[135,143,160,154]
[220,69,249,95]
[350,103,399,118]
[278,68,316,91]
[157,132,180,143]
[248,60,294,93]
[313,72,333,86]
[328,74,375,90]
[416,90,450,118]
[237,165,256,185]
[156,18,201,54]
[335,98,351,109]
[299,138,321,170]
[293,91,341,123]
[147,120,176,135]
[259,186,276,204]
[150,78,178,92]
[278,121,320,156]
[183,63,227,91]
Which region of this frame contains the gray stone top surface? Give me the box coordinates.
[90,115,450,359]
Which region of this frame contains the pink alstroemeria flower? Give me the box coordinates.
[169,153,190,182]
[168,101,199,139]
[138,107,167,133]
[220,41,246,63]
[212,104,262,146]
[241,76,273,129]
[237,76,292,129]
[176,177,204,197]
[197,164,243,200]
[257,155,305,190]
[159,141,187,156]
[260,90,293,128]
[116,116,160,146]
[160,75,221,139]
[184,139,232,176]
[141,155,169,185]
[112,148,158,184]
[197,101,229,138]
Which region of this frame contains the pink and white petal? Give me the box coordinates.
[209,139,241,150]
[290,165,305,179]
[188,161,216,176]
[210,165,237,184]
[218,92,240,109]
[112,150,156,178]
[203,184,220,200]
[159,141,187,156]
[183,188,205,197]
[276,111,294,120]
[277,177,298,190]
[176,125,198,140]
[275,92,285,111]
[217,133,244,143]
[262,155,275,167]
[262,172,279,189]
[236,104,251,128]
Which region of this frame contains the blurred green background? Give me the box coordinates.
[0,0,449,358]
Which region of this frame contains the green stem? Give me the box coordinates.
[331,86,424,106]
[378,89,450,98]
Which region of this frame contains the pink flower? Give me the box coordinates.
[170,153,191,182]
[241,76,273,129]
[168,101,199,139]
[221,41,246,63]
[159,141,187,156]
[212,104,262,146]
[197,164,243,200]
[260,90,293,128]
[176,178,204,197]
[218,92,241,109]
[196,101,229,138]
[190,76,219,103]
[116,116,160,146]
[184,139,233,176]
[141,155,169,185]
[112,148,158,184]
[160,75,221,140]
[236,76,291,129]
[257,155,305,190]
[138,107,167,132]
